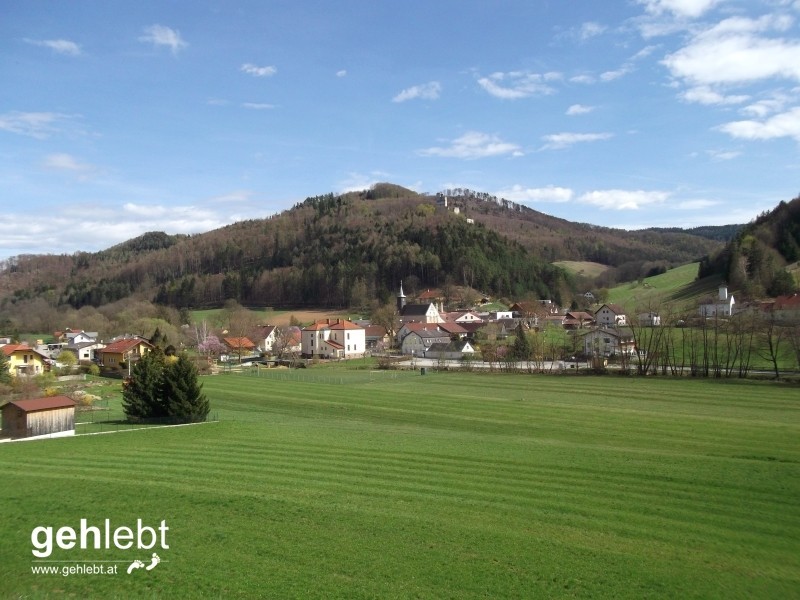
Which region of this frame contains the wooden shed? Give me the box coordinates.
[1,396,77,440]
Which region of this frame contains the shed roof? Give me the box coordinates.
[8,396,76,412]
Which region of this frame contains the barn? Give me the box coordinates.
[1,396,77,440]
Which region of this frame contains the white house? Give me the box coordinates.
[256,325,278,353]
[301,319,366,359]
[399,303,443,325]
[582,328,636,357]
[699,285,735,318]
[594,304,627,327]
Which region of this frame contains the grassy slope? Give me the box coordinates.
[1,372,799,598]
[607,262,721,311]
[553,260,611,279]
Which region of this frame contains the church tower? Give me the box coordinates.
[396,281,406,313]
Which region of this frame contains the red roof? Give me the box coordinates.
[774,294,800,310]
[8,396,76,412]
[326,339,344,350]
[102,338,151,354]
[1,344,47,358]
[223,337,256,349]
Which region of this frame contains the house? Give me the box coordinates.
[442,311,483,324]
[563,311,595,330]
[770,293,800,323]
[223,337,258,360]
[699,285,735,318]
[437,322,469,339]
[637,312,662,327]
[1,395,77,439]
[594,304,628,327]
[99,336,153,370]
[396,322,442,345]
[423,340,477,361]
[256,326,277,353]
[362,325,390,349]
[301,319,366,359]
[416,289,444,304]
[1,344,49,377]
[399,303,443,325]
[65,330,99,345]
[61,340,106,363]
[582,328,636,357]
[400,329,452,356]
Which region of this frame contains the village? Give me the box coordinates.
[2,282,799,380]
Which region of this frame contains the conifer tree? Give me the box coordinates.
[511,323,532,361]
[161,354,209,423]
[122,348,166,421]
[0,349,11,384]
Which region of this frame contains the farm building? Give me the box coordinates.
[1,396,77,440]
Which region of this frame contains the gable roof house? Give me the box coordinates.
[399,302,443,325]
[99,336,154,370]
[1,396,77,440]
[582,328,636,357]
[594,304,628,327]
[400,329,452,356]
[442,311,483,324]
[771,293,800,322]
[256,326,278,353]
[563,311,595,330]
[1,344,49,377]
[423,340,477,361]
[301,319,366,359]
[62,340,107,362]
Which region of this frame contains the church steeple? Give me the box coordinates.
[396,280,406,313]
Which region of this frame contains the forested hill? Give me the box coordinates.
[698,196,800,297]
[1,184,723,312]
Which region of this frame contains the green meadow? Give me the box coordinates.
[1,370,799,598]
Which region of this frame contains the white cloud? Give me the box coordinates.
[477,71,559,99]
[43,153,95,176]
[638,0,725,18]
[718,106,800,140]
[208,190,254,203]
[676,199,721,209]
[25,38,81,56]
[139,25,188,54]
[600,67,633,82]
[579,189,670,209]
[0,111,71,139]
[579,22,607,40]
[707,149,741,160]
[663,15,800,86]
[541,132,613,150]
[495,185,574,203]
[337,171,392,193]
[681,86,749,105]
[419,131,523,159]
[741,92,791,117]
[241,63,277,77]
[570,74,596,85]
[336,70,347,77]
[242,102,275,110]
[566,104,595,115]
[392,81,442,103]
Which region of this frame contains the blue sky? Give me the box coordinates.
[2,0,800,260]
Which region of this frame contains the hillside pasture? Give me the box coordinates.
[1,372,798,598]
[607,262,717,310]
[190,307,352,327]
[553,260,611,279]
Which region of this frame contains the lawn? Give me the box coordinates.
[1,371,799,598]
